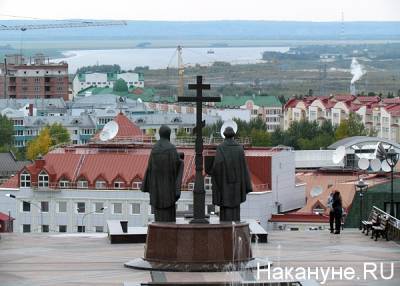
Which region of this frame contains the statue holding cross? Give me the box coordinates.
[178,75,221,223]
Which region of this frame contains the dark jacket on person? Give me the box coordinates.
[142,138,182,209]
[211,138,253,208]
[332,193,343,213]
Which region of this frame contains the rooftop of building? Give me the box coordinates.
[0,230,398,285]
[0,152,30,176]
[215,94,282,108]
[284,94,400,115]
[0,113,280,192]
[0,98,67,111]
[328,136,400,150]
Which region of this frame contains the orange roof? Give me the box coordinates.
[92,113,143,141]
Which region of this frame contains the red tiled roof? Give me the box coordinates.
[357,96,380,103]
[1,147,273,192]
[0,175,18,189]
[0,212,14,221]
[284,98,298,109]
[92,113,143,141]
[334,94,355,102]
[382,97,400,104]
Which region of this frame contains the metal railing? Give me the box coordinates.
[372,206,400,241]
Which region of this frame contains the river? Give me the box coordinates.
[53,46,289,72]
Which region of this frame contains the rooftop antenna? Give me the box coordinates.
[99,120,119,141]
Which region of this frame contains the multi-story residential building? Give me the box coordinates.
[72,72,144,97]
[283,94,400,143]
[0,113,303,232]
[0,54,69,100]
[1,95,220,148]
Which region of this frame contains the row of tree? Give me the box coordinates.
[201,112,372,149]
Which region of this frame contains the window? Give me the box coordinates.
[77,226,85,233]
[77,179,88,189]
[114,180,124,189]
[95,226,104,233]
[38,171,49,187]
[112,203,122,214]
[94,202,104,213]
[20,171,31,187]
[23,224,31,233]
[22,201,31,212]
[132,181,142,190]
[131,203,141,215]
[96,180,107,189]
[56,201,66,213]
[188,182,195,191]
[204,176,212,191]
[59,225,67,232]
[77,202,85,213]
[59,179,70,188]
[41,201,49,213]
[42,225,49,233]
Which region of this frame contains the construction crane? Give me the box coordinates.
[0,20,127,31]
[0,19,127,99]
[177,45,184,98]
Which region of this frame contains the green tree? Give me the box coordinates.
[175,128,188,139]
[271,127,285,146]
[335,112,368,140]
[48,123,70,146]
[113,79,128,92]
[0,114,14,147]
[249,129,271,147]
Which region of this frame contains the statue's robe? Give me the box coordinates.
[211,138,253,222]
[142,138,183,222]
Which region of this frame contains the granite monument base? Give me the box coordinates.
[125,222,271,272]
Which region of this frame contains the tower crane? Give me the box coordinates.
[177,45,184,98]
[0,19,127,99]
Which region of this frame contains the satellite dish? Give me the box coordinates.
[332,146,346,164]
[375,142,387,161]
[358,158,369,170]
[370,159,381,172]
[137,98,143,103]
[99,120,119,141]
[220,120,238,138]
[381,160,391,172]
[310,186,323,198]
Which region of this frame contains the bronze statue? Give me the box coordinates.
[211,127,252,222]
[142,125,183,222]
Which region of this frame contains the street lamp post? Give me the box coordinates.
[386,149,399,217]
[81,207,107,233]
[5,194,43,232]
[355,178,368,230]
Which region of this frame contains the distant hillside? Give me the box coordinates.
[0,20,400,41]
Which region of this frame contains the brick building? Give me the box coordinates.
[0,54,69,100]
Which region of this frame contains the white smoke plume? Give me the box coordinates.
[350,58,366,84]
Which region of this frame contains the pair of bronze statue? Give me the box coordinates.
[142,125,252,222]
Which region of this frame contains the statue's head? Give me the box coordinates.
[223,127,235,139]
[159,125,171,141]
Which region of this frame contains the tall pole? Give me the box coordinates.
[391,166,394,217]
[3,58,7,99]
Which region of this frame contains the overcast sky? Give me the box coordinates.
[0,0,399,21]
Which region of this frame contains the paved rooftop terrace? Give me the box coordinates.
[0,229,399,286]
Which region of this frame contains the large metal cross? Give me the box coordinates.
[178,75,221,223]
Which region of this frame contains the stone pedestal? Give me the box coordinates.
[125,222,270,272]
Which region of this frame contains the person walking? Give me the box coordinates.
[327,191,334,233]
[332,191,343,234]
